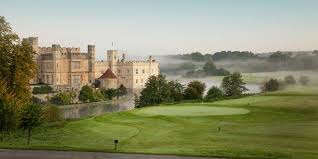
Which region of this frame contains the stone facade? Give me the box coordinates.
[25,37,160,94]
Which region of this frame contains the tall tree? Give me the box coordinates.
[221,72,248,96]
[0,16,36,104]
[167,80,184,102]
[0,16,36,139]
[183,81,206,100]
[137,75,171,107]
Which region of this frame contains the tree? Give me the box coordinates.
[116,85,128,99]
[262,79,280,92]
[0,16,36,139]
[0,80,21,142]
[19,104,42,145]
[0,16,36,105]
[205,86,223,100]
[212,51,256,61]
[269,52,291,63]
[221,72,248,96]
[203,59,217,75]
[183,81,206,100]
[284,75,296,85]
[102,88,117,100]
[299,76,309,86]
[137,75,171,107]
[79,85,95,102]
[50,91,75,105]
[167,80,184,102]
[201,59,230,76]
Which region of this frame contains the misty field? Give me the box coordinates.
[1,86,318,159]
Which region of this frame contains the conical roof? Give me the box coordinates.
[98,68,117,79]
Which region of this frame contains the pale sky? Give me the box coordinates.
[1,0,318,59]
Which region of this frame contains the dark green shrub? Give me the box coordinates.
[262,79,280,92]
[32,85,54,94]
[50,92,75,105]
[205,86,223,100]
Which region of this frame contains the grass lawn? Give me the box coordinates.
[1,86,318,159]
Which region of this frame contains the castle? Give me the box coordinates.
[24,37,160,94]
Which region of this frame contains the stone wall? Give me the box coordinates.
[59,100,134,119]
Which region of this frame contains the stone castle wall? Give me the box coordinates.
[26,37,160,93]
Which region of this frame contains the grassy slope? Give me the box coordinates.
[1,86,318,159]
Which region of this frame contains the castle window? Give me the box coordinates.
[142,69,145,74]
[127,69,129,73]
[72,75,81,85]
[141,79,143,83]
[136,79,138,83]
[118,69,121,73]
[136,69,139,74]
[71,61,80,69]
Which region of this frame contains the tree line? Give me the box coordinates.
[135,72,248,108]
[168,51,318,73]
[32,85,128,105]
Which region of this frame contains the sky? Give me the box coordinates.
[1,0,318,59]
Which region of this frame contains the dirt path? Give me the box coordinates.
[0,149,223,159]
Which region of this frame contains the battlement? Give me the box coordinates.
[38,46,87,55]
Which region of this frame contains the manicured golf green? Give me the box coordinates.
[133,106,250,116]
[1,86,318,159]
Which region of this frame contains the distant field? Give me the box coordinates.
[241,71,318,84]
[1,85,318,159]
[192,70,318,84]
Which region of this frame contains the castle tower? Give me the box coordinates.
[107,50,118,62]
[107,50,118,74]
[23,37,38,53]
[23,37,39,84]
[88,45,95,84]
[52,44,61,85]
